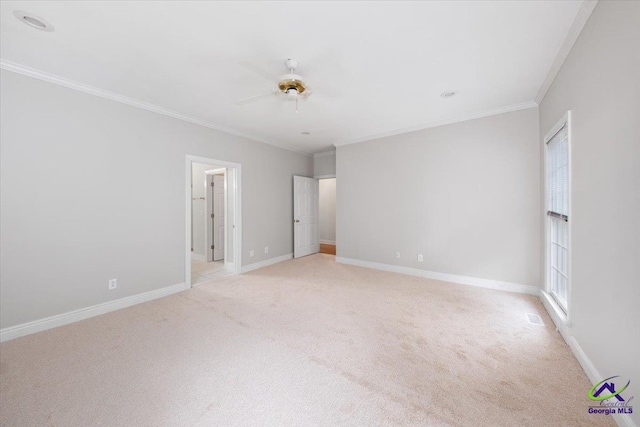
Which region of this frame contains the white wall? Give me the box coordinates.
[336,107,540,287]
[0,70,312,329]
[539,2,640,425]
[319,178,336,244]
[313,150,336,177]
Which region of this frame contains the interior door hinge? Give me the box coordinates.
[211,213,214,218]
[211,182,215,187]
[211,245,215,250]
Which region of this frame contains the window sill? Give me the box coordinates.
[540,290,571,327]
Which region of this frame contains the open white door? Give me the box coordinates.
[293,176,319,258]
[212,174,225,261]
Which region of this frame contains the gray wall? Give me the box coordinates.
[337,107,541,287]
[319,178,336,244]
[313,151,336,177]
[539,1,640,422]
[0,70,312,328]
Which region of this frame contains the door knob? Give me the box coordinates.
[294,219,300,223]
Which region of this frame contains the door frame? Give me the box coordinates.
[185,155,242,286]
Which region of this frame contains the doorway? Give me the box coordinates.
[293,175,336,258]
[186,156,242,287]
[318,177,336,255]
[205,169,226,262]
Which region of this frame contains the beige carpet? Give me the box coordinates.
[0,254,612,426]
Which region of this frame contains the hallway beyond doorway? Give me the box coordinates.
[319,243,336,255]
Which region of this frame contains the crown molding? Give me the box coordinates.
[333,100,538,147]
[313,149,336,158]
[535,0,598,105]
[0,60,313,156]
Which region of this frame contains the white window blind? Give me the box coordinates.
[547,124,569,219]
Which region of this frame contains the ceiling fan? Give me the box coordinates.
[234,58,312,112]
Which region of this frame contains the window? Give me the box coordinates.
[545,115,570,313]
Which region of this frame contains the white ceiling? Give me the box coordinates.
[1,1,585,154]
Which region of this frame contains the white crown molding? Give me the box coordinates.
[333,100,538,147]
[336,257,539,295]
[535,0,598,105]
[0,60,313,156]
[313,149,336,158]
[0,282,188,342]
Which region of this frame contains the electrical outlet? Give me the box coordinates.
[249,250,255,257]
[108,279,117,290]
[265,247,269,254]
[417,254,424,262]
[395,251,401,259]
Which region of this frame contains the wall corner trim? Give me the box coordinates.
[0,282,188,343]
[535,0,599,104]
[335,257,539,295]
[241,253,293,273]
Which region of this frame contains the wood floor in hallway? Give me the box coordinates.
[319,243,336,255]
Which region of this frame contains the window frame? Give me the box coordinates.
[543,111,572,324]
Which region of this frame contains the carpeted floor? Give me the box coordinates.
[0,254,612,426]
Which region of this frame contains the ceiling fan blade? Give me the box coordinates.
[237,60,280,83]
[233,91,276,106]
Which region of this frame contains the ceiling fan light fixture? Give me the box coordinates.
[286,88,299,101]
[233,58,311,108]
[441,91,456,98]
[278,76,307,97]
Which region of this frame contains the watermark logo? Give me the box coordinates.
[588,376,634,416]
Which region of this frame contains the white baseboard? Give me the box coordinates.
[319,239,336,245]
[539,291,637,427]
[335,257,539,295]
[569,338,636,427]
[0,282,188,343]
[241,253,293,273]
[191,253,206,262]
